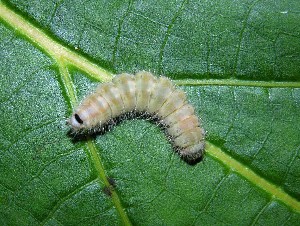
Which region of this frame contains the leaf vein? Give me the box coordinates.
[207,142,300,213]
[158,0,188,74]
[112,0,133,67]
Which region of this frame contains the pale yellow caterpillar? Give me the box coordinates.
[68,71,205,162]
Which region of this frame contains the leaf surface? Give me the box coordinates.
[1,1,300,225]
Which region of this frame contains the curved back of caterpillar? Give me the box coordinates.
[68,71,205,162]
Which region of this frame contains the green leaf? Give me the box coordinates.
[1,0,300,225]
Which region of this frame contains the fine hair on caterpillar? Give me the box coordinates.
[67,71,205,164]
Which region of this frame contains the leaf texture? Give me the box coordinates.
[0,1,300,225]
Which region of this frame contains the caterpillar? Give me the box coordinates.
[68,71,205,162]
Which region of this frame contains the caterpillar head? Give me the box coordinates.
[68,113,85,130]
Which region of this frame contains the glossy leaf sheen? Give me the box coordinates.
[0,0,300,225]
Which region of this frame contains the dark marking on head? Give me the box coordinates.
[75,113,83,124]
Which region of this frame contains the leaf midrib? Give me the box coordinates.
[1,2,299,88]
[207,143,300,212]
[1,3,132,225]
[0,2,112,82]
[0,1,299,218]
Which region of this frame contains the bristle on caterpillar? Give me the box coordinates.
[67,71,205,163]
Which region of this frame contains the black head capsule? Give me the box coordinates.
[68,113,84,130]
[75,114,83,124]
